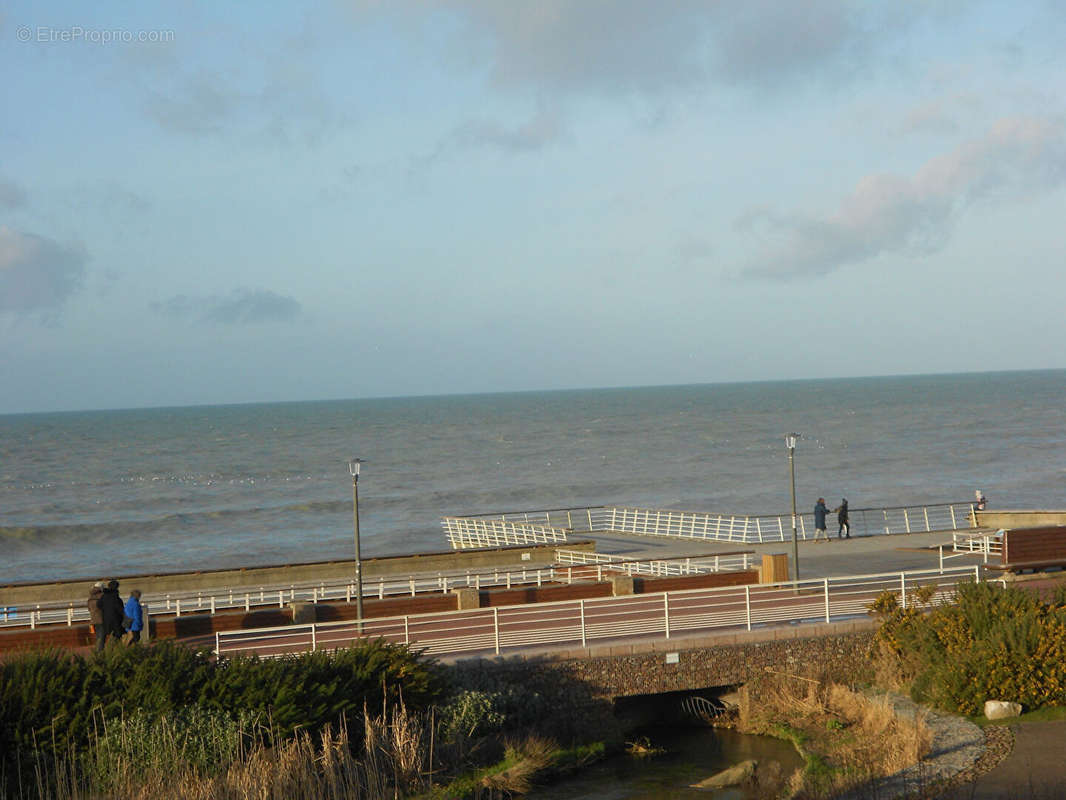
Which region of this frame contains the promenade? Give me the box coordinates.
[587,526,973,578]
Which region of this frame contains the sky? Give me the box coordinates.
[1,1,1065,414]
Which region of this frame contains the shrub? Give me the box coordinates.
[871,580,1066,715]
[0,638,442,790]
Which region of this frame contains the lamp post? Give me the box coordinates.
[348,458,365,623]
[785,433,800,588]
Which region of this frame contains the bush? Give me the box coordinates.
[0,638,442,787]
[871,580,1066,714]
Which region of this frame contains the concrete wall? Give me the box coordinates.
[979,510,1066,529]
[1,540,596,607]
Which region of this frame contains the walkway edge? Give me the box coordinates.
[839,694,985,800]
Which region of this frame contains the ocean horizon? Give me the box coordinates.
[3,368,1065,583]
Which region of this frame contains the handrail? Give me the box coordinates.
[214,564,981,659]
[552,549,755,575]
[442,501,975,550]
[0,563,564,630]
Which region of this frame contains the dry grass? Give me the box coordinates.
[479,737,555,795]
[736,671,931,799]
[14,703,434,800]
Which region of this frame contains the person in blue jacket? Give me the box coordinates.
[123,589,144,644]
[813,498,830,542]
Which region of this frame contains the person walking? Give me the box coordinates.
[836,498,850,539]
[87,582,106,651]
[813,498,830,542]
[98,580,125,646]
[123,590,144,644]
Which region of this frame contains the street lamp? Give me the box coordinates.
[348,458,365,623]
[785,433,800,588]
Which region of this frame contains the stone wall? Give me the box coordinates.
[449,619,878,699]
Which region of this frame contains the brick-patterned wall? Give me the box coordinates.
[448,622,877,699]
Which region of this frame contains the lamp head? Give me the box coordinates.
[348,458,365,477]
[785,433,799,449]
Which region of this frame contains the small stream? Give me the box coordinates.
[524,726,804,800]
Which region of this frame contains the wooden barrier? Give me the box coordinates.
[997,526,1066,571]
[636,570,759,594]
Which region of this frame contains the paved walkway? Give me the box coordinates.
[588,527,983,578]
[941,720,1066,799]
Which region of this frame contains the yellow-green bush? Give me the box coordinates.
[871,581,1066,715]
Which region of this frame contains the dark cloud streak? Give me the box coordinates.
[152,288,303,324]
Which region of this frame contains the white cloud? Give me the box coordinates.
[0,227,86,313]
[741,117,1066,279]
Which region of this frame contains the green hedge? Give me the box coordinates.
[872,580,1066,714]
[0,639,441,765]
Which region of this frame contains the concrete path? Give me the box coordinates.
[941,721,1066,799]
[587,528,982,578]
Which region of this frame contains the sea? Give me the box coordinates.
[2,370,1065,585]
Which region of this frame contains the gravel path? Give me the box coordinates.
[836,695,1000,800]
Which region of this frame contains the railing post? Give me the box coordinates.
[494,607,500,655]
[939,545,944,574]
[67,606,73,627]
[824,578,830,623]
[579,600,587,648]
[950,504,958,529]
[900,573,907,609]
[664,594,670,639]
[745,585,751,631]
[176,598,182,617]
[974,564,981,584]
[311,623,317,652]
[210,597,216,615]
[245,593,250,612]
[214,631,220,656]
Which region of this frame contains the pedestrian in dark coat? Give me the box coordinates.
[87,582,106,651]
[836,499,850,539]
[98,580,125,645]
[813,498,830,542]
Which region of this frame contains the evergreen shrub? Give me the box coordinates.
[0,638,441,773]
[872,580,1066,714]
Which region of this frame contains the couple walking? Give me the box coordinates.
[87,580,144,650]
[813,497,849,542]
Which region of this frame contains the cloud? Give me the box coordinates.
[0,179,27,211]
[0,226,86,313]
[153,288,303,324]
[740,116,1066,279]
[353,1,946,97]
[419,105,566,168]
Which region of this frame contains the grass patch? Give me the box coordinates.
[969,704,1066,727]
[736,671,930,799]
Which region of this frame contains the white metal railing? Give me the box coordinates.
[0,564,569,631]
[443,502,975,549]
[442,516,569,549]
[214,564,981,660]
[940,528,1004,567]
[553,549,755,575]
